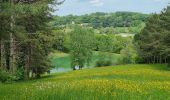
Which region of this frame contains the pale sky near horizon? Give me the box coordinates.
[55,0,170,16]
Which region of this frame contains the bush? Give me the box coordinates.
[0,70,14,83]
[96,60,112,67]
[15,68,24,80]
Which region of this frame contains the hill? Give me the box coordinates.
[0,64,170,100]
[52,12,149,28]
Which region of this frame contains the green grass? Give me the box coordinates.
[50,51,123,69]
[0,64,170,100]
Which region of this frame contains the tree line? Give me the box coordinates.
[134,6,170,66]
[0,0,62,82]
[52,12,149,28]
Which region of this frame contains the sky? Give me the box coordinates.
[55,0,170,16]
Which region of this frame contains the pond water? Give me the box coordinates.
[50,68,72,73]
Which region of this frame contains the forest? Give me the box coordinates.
[52,12,149,34]
[53,12,149,28]
[0,0,170,100]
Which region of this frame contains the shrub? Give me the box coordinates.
[96,60,112,67]
[0,70,14,83]
[15,68,24,80]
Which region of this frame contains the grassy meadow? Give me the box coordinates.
[0,64,170,100]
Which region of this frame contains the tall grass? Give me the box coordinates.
[0,64,170,100]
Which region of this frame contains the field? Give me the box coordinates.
[0,64,170,100]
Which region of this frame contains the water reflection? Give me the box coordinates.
[50,68,72,73]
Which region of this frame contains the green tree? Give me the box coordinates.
[134,6,170,65]
[69,26,95,70]
[95,34,113,52]
[160,6,170,66]
[120,40,138,64]
[0,0,63,81]
[52,30,68,52]
[52,12,149,28]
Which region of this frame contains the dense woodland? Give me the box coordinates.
[51,12,149,34]
[134,6,170,65]
[0,0,63,81]
[53,12,149,28]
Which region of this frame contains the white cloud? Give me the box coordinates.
[89,0,104,7]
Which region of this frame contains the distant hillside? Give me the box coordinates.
[52,12,150,29]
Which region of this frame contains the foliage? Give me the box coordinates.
[95,34,132,53]
[95,34,113,52]
[95,52,113,67]
[0,0,61,80]
[112,35,132,53]
[120,38,138,64]
[51,30,69,52]
[52,12,149,29]
[68,26,95,69]
[99,24,145,34]
[0,69,16,83]
[134,6,170,65]
[15,67,24,80]
[95,60,112,67]
[23,32,54,78]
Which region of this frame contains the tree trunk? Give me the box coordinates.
[147,57,149,64]
[167,56,170,67]
[24,56,29,80]
[9,18,16,73]
[149,57,151,64]
[157,56,159,63]
[0,41,2,68]
[24,54,30,80]
[154,56,156,64]
[24,42,32,80]
[151,56,153,64]
[9,0,16,73]
[165,57,167,64]
[0,40,6,69]
[159,55,162,64]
